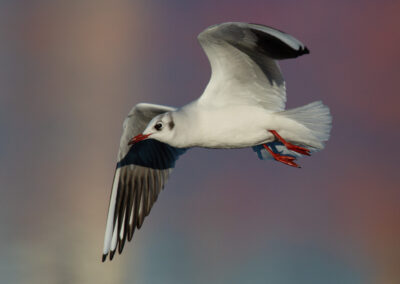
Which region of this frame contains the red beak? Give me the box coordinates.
[128,133,151,145]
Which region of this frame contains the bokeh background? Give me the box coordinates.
[1,0,399,283]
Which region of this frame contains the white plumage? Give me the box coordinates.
[102,22,332,261]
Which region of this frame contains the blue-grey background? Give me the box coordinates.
[1,1,399,283]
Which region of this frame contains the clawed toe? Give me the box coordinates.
[279,155,295,161]
[262,144,300,168]
[275,155,300,168]
[286,145,311,156]
[268,130,311,156]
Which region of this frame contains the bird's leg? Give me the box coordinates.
[262,144,300,168]
[268,130,311,156]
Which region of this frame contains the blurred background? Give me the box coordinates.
[1,0,399,283]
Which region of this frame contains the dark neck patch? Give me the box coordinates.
[168,113,175,129]
[169,120,175,130]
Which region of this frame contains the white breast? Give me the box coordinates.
[173,102,276,149]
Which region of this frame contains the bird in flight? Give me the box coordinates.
[102,22,332,261]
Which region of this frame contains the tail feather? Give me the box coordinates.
[253,101,332,161]
[278,101,332,149]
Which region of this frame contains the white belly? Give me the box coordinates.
[185,104,277,148]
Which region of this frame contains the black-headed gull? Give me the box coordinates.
[102,22,332,261]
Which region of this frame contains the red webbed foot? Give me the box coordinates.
[262,144,300,168]
[285,144,311,156]
[268,130,311,156]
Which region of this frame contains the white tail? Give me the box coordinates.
[278,101,332,150]
[253,100,332,161]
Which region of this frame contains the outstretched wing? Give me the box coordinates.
[102,103,187,261]
[198,22,309,111]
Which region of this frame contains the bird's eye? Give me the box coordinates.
[154,122,163,131]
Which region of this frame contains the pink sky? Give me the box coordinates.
[1,1,399,283]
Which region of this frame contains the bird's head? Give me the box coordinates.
[128,112,176,145]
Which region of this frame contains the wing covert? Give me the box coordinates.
[198,22,309,111]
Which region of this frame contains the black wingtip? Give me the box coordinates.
[102,253,107,262]
[296,46,310,57]
[110,250,116,260]
[118,238,126,254]
[128,226,135,241]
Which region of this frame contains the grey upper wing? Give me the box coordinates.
[198,22,309,111]
[102,103,187,261]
